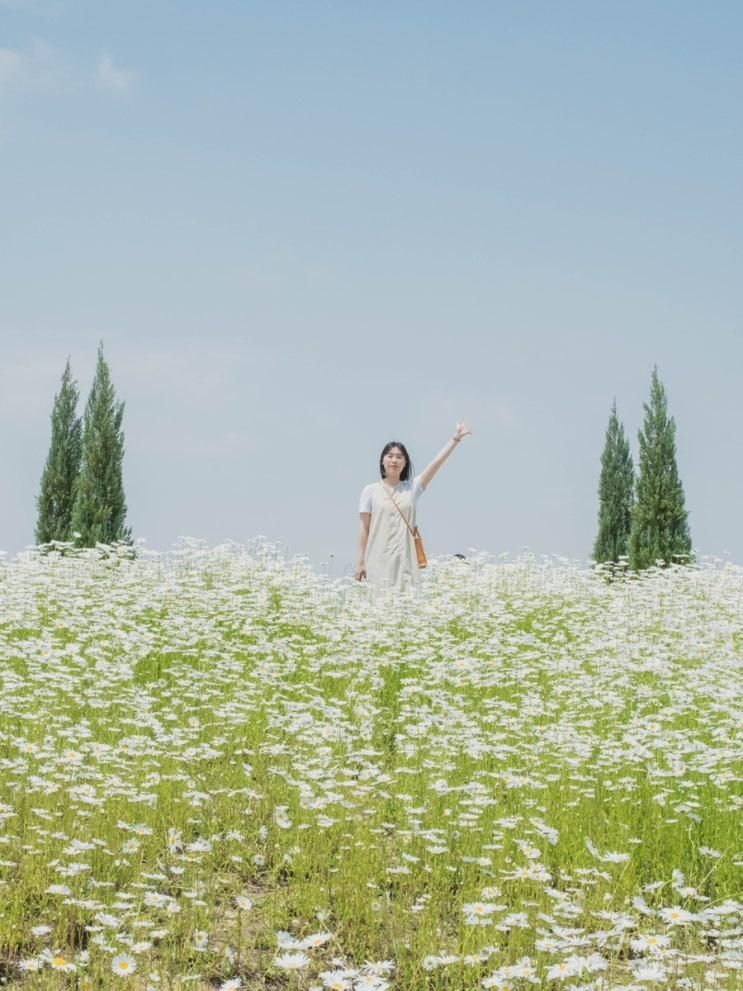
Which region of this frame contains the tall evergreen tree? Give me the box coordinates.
[71,344,132,546]
[593,400,634,565]
[629,367,692,570]
[36,359,83,544]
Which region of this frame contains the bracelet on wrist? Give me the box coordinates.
[452,436,460,443]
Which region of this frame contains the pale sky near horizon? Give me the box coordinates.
[2,2,742,574]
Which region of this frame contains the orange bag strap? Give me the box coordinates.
[384,485,418,537]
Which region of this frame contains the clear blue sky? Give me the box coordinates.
[2,2,742,572]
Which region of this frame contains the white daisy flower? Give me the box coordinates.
[354,977,389,991]
[362,959,395,975]
[300,931,333,950]
[660,906,695,925]
[192,930,209,951]
[463,901,499,917]
[19,958,43,971]
[111,953,137,976]
[320,975,352,991]
[546,960,580,981]
[144,891,168,908]
[632,961,667,982]
[276,930,305,949]
[42,950,76,973]
[275,951,311,970]
[631,933,671,953]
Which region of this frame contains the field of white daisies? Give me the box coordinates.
[1,541,742,991]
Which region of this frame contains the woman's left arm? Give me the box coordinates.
[419,421,472,490]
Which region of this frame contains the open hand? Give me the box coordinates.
[453,421,473,442]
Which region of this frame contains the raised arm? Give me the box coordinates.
[419,421,472,490]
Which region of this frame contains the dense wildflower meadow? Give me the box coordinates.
[0,541,742,991]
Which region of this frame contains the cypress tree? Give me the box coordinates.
[629,368,692,570]
[593,400,634,565]
[71,344,132,546]
[35,359,83,544]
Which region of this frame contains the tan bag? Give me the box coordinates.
[386,487,427,569]
[413,528,427,569]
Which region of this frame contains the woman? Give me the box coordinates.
[355,422,472,589]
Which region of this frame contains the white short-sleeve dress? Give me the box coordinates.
[358,475,425,590]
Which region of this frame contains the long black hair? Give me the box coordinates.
[379,441,414,481]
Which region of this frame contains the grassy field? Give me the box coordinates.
[0,541,741,990]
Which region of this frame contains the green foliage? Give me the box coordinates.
[593,400,634,564]
[70,343,132,546]
[629,367,692,570]
[35,359,82,544]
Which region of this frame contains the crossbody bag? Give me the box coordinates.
[385,486,427,569]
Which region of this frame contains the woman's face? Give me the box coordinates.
[383,447,406,478]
